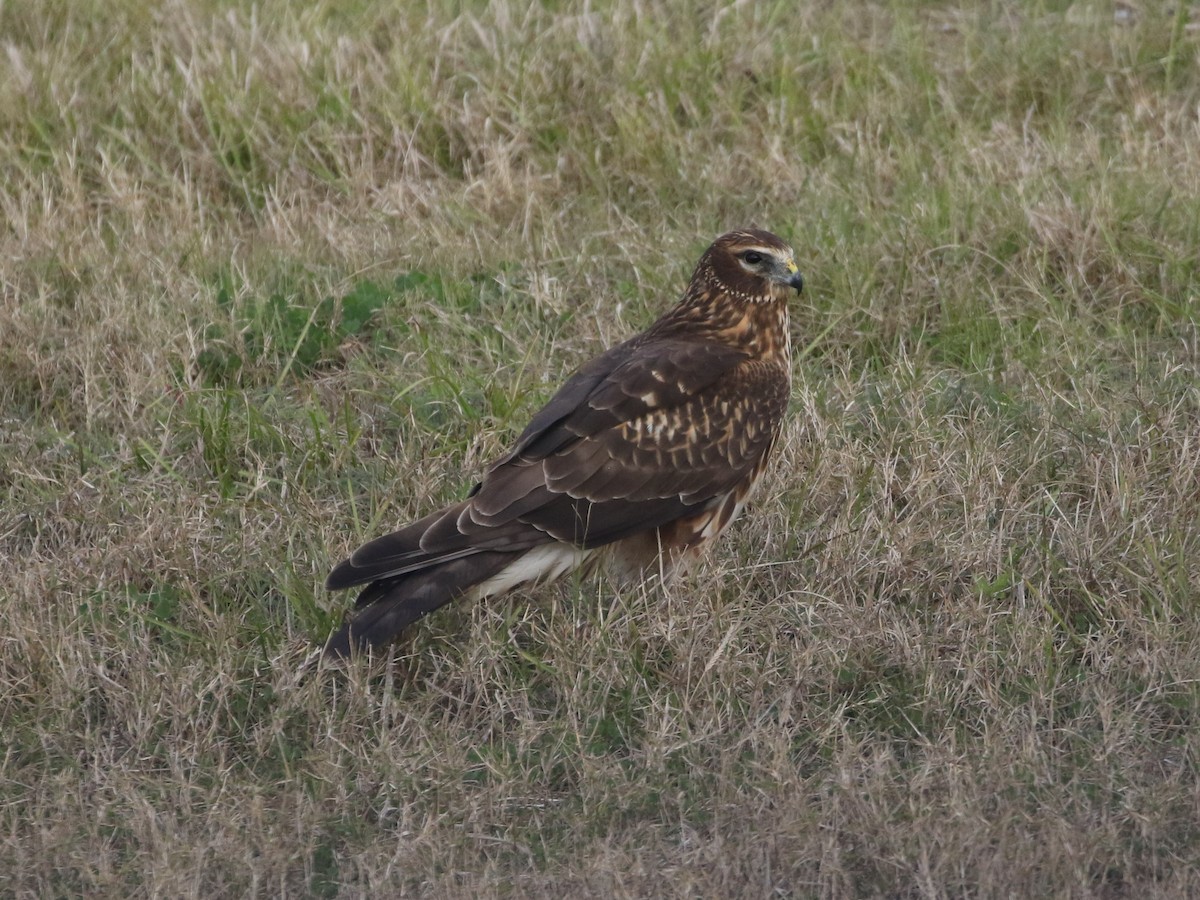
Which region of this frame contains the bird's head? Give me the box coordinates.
[699,229,804,303]
[654,227,803,356]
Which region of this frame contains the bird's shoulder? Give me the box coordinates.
[495,332,753,465]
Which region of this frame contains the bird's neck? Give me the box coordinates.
[651,287,792,364]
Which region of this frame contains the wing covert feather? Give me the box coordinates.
[496,338,750,465]
[472,353,791,544]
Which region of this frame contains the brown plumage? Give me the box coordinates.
[323,229,803,658]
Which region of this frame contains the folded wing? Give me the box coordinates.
[326,336,786,591]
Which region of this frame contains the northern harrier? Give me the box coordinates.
[323,229,803,658]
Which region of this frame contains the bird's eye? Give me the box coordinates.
[741,251,764,265]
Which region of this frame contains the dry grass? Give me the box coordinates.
[3,1,1200,896]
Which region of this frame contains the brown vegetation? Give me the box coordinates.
[2,1,1199,896]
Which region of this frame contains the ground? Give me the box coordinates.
[2,1,1199,896]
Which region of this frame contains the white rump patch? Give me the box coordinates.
[472,543,595,600]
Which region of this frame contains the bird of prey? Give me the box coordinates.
[323,229,803,658]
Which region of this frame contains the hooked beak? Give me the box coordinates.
[782,260,804,293]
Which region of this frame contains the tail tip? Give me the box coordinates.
[322,620,389,662]
[321,623,357,660]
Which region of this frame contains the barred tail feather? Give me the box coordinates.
[323,551,513,658]
[322,543,600,658]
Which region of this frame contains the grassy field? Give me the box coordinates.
[3,0,1200,896]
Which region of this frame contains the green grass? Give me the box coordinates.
[3,0,1200,896]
